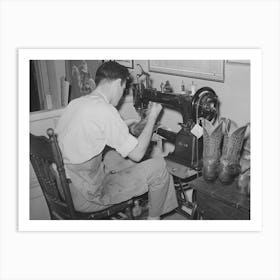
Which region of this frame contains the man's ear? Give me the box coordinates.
[113,78,122,87]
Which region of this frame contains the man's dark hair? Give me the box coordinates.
[95,61,130,86]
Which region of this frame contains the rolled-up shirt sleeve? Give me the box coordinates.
[116,133,138,158]
[101,105,138,158]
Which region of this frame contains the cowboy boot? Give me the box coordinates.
[218,120,248,184]
[202,119,224,182]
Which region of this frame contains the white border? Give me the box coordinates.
[19,48,262,232]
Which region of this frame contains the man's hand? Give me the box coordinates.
[127,102,163,162]
[129,119,147,137]
[148,102,163,120]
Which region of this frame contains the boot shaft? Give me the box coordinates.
[202,120,224,181]
[221,125,248,163]
[203,120,224,160]
[218,121,249,184]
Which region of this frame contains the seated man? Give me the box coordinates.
[55,61,178,219]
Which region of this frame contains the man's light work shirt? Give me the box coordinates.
[55,92,138,164]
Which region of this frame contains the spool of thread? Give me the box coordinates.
[181,80,186,94]
[190,81,196,96]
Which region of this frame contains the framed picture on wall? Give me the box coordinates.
[227,60,251,65]
[149,60,225,82]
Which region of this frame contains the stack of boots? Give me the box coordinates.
[218,120,248,184]
[202,119,224,182]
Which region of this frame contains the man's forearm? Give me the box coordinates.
[128,115,156,162]
[137,116,156,154]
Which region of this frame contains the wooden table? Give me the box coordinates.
[189,177,250,220]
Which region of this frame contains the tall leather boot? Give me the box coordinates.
[218,120,248,184]
[202,120,224,182]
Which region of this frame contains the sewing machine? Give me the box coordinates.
[132,66,219,178]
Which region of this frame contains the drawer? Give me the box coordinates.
[196,191,250,220]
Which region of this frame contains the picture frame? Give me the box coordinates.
[148,60,225,82]
[227,60,251,64]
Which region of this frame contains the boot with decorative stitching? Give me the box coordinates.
[202,120,224,182]
[218,120,248,184]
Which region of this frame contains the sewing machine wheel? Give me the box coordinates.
[192,87,219,123]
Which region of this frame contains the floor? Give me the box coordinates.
[162,210,191,220]
[133,194,193,220]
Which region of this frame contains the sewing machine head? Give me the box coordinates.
[133,82,219,127]
[132,77,220,170]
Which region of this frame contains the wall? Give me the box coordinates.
[54,60,66,95]
[49,59,250,126]
[129,60,250,127]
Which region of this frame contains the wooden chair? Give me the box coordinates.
[30,128,134,220]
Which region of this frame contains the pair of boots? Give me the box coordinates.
[202,119,248,184]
